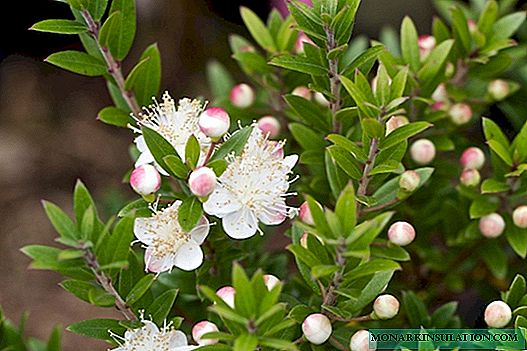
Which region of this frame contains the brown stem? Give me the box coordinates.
[322,240,347,320]
[451,59,469,87]
[202,142,217,167]
[324,25,342,133]
[84,249,138,321]
[357,138,379,198]
[330,336,349,351]
[81,10,142,117]
[361,197,399,214]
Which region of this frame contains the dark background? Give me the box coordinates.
[0,0,437,349]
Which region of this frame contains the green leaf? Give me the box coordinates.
[335,183,356,236]
[506,225,527,259]
[45,51,106,76]
[126,274,154,305]
[478,0,498,36]
[98,106,131,127]
[487,140,513,166]
[284,95,331,131]
[481,179,510,194]
[232,51,272,75]
[361,118,384,138]
[97,216,134,270]
[342,45,385,76]
[491,11,526,40]
[451,6,471,53]
[270,54,327,76]
[340,76,376,118]
[418,40,454,84]
[88,287,115,307]
[287,244,322,268]
[210,126,252,162]
[146,289,179,325]
[481,241,507,279]
[240,7,276,53]
[124,43,161,106]
[232,264,255,318]
[379,122,432,150]
[207,60,234,98]
[42,201,80,240]
[234,334,258,351]
[60,280,93,302]
[400,17,420,71]
[141,126,179,173]
[185,135,200,168]
[325,151,347,199]
[163,155,189,179]
[311,265,339,279]
[259,337,298,350]
[402,291,430,327]
[289,123,325,150]
[430,302,458,328]
[105,0,136,60]
[67,319,124,341]
[327,146,362,180]
[31,19,87,34]
[178,196,203,232]
[46,326,61,351]
[482,118,510,147]
[87,0,109,21]
[327,134,367,161]
[343,259,401,280]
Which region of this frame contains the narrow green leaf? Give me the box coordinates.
[400,17,420,71]
[146,289,179,325]
[185,135,200,168]
[270,54,327,76]
[207,60,235,98]
[491,11,526,40]
[178,197,203,232]
[45,51,106,76]
[141,126,179,174]
[98,106,131,127]
[240,7,277,52]
[106,0,136,60]
[42,201,80,240]
[126,274,154,305]
[210,126,252,162]
[342,45,385,76]
[487,140,513,166]
[124,43,161,106]
[234,334,258,351]
[379,122,432,150]
[31,19,87,34]
[67,319,124,341]
[478,0,498,36]
[163,155,189,179]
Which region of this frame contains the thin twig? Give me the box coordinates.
[330,335,349,351]
[362,197,399,214]
[324,25,342,133]
[357,138,379,199]
[322,239,347,320]
[81,10,142,117]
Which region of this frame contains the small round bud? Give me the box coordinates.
[385,116,409,135]
[314,92,330,107]
[192,321,219,345]
[257,116,281,138]
[295,32,315,54]
[467,19,477,33]
[263,274,280,290]
[189,167,217,197]
[350,330,375,351]
[484,301,512,328]
[292,86,312,100]
[388,221,416,246]
[373,294,400,319]
[488,79,510,101]
[216,286,236,308]
[431,101,447,111]
[300,232,309,248]
[302,313,332,345]
[512,206,527,229]
[460,169,481,187]
[449,103,473,125]
[418,35,436,60]
[230,83,255,108]
[460,147,485,170]
[410,139,436,165]
[479,213,505,238]
[130,164,161,196]
[299,201,315,226]
[198,107,230,138]
[399,170,421,192]
[432,83,448,102]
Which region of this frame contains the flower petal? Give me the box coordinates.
[174,243,204,271]
[258,208,287,226]
[189,216,210,245]
[222,208,259,239]
[169,330,189,347]
[203,187,242,217]
[134,217,155,245]
[283,154,298,169]
[144,247,174,273]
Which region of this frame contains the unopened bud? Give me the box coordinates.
[230,83,255,108]
[432,83,448,102]
[479,213,505,238]
[467,19,477,33]
[488,79,510,101]
[410,139,436,165]
[299,201,315,225]
[263,274,280,290]
[198,107,230,138]
[192,321,219,345]
[388,221,416,246]
[460,147,485,170]
[295,32,315,54]
[385,116,409,135]
[257,116,281,138]
[189,167,217,197]
[484,301,512,328]
[300,232,309,248]
[431,101,447,111]
[314,92,330,107]
[460,169,481,187]
[399,170,421,192]
[216,286,236,308]
[292,86,312,100]
[449,103,473,125]
[373,294,400,319]
[130,164,161,197]
[512,206,527,229]
[302,313,332,345]
[350,330,375,351]
[418,35,436,60]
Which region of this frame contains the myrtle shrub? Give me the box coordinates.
[3,0,527,350]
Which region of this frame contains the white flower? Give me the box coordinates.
[110,319,197,351]
[132,92,211,174]
[203,127,298,239]
[134,201,210,272]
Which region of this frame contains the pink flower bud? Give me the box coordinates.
[488,79,510,101]
[268,140,285,159]
[467,19,477,33]
[257,116,281,138]
[431,101,447,111]
[418,35,436,60]
[385,116,409,135]
[373,294,400,319]
[302,313,332,345]
[314,92,330,106]
[198,107,230,138]
[371,75,392,94]
[460,169,481,187]
[216,286,236,308]
[410,139,436,165]
[263,274,280,290]
[460,147,485,170]
[512,206,527,229]
[130,164,161,196]
[350,330,375,351]
[479,213,505,238]
[432,83,448,102]
[299,201,315,225]
[189,167,217,197]
[295,32,315,54]
[484,301,512,328]
[292,86,312,100]
[230,83,255,108]
[449,103,473,125]
[192,321,219,345]
[300,232,309,248]
[388,221,416,246]
[399,170,421,192]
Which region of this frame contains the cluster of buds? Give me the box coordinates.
[410,139,436,165]
[302,313,332,345]
[459,147,485,187]
[484,301,512,328]
[388,221,416,246]
[479,213,505,238]
[430,84,474,126]
[230,83,255,108]
[373,294,400,319]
